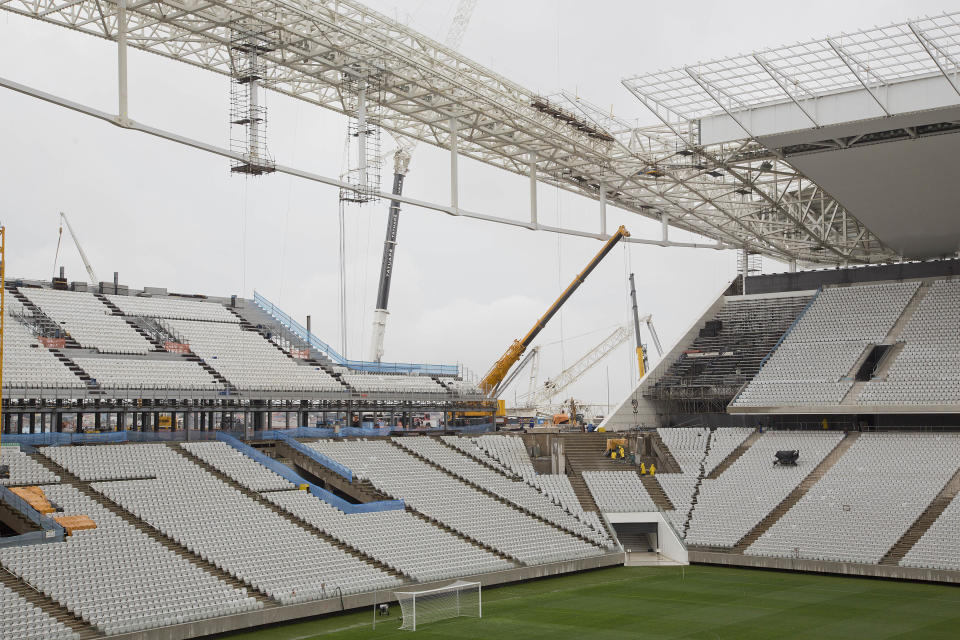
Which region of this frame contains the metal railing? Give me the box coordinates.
[253,291,460,376]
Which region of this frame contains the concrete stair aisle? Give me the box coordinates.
[93,293,165,352]
[435,437,515,478]
[733,431,860,552]
[181,352,235,392]
[683,429,714,537]
[390,440,606,549]
[649,431,683,473]
[274,441,392,503]
[0,566,101,639]
[48,349,100,392]
[28,452,277,607]
[403,506,522,567]
[171,445,409,582]
[880,465,960,566]
[0,500,40,535]
[8,286,81,349]
[705,430,761,480]
[639,475,674,511]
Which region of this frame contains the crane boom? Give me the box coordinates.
[478,225,631,395]
[59,212,98,284]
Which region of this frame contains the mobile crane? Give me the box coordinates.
[478,225,631,396]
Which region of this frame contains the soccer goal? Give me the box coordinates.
[394,580,481,631]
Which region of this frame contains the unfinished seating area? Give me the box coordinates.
[162,319,342,392]
[392,436,607,545]
[264,490,513,582]
[308,440,603,564]
[860,279,960,406]
[0,484,258,635]
[474,435,538,481]
[181,442,295,492]
[72,356,220,390]
[583,471,657,513]
[20,288,153,355]
[648,293,812,400]
[733,281,920,408]
[685,431,843,548]
[340,373,445,394]
[2,315,85,390]
[0,444,60,486]
[107,294,240,323]
[0,584,79,640]
[746,433,960,564]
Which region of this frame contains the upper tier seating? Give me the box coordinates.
[162,319,341,392]
[746,433,960,564]
[307,440,604,564]
[264,490,513,582]
[685,431,844,547]
[443,379,481,395]
[20,288,153,355]
[341,373,445,394]
[107,295,239,323]
[78,445,400,603]
[582,471,658,513]
[181,442,295,491]
[733,281,920,407]
[901,490,960,571]
[860,279,960,405]
[0,484,258,635]
[2,314,85,390]
[474,435,537,481]
[0,444,60,486]
[648,294,812,399]
[73,356,220,390]
[392,437,608,545]
[0,584,79,640]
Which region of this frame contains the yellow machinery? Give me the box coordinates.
[478,225,630,396]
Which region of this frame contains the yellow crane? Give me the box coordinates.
[478,225,631,396]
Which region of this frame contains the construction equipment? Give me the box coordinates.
[0,225,6,480]
[478,225,631,395]
[490,345,540,398]
[628,272,664,377]
[523,325,630,409]
[56,212,98,284]
[368,0,477,362]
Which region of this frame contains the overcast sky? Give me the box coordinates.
[0,0,953,413]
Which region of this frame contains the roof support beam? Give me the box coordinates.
[752,54,820,128]
[909,21,960,99]
[826,38,891,117]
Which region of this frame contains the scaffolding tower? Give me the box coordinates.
[229,20,275,176]
[339,69,383,204]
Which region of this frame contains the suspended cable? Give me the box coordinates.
[277,102,302,305]
[338,199,348,358]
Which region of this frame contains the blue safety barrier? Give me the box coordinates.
[254,291,460,376]
[215,432,403,514]
[5,430,219,446]
[0,485,65,546]
[275,434,353,482]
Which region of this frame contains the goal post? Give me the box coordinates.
[394,580,481,631]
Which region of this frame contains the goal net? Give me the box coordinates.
[394,580,481,631]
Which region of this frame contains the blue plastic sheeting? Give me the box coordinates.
[275,434,353,482]
[253,427,337,440]
[0,486,65,545]
[254,291,459,376]
[5,431,219,446]
[215,432,403,514]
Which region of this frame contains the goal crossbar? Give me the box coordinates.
[394,580,481,631]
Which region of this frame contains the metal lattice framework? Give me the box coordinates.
[2,1,949,263]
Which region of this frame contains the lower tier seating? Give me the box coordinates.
[0,584,79,640]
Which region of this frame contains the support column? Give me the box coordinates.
[529,152,538,226]
[789,259,797,273]
[117,0,129,123]
[94,412,101,431]
[449,117,459,210]
[599,185,607,235]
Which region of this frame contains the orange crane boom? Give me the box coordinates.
[478,225,630,395]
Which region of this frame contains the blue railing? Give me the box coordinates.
[5,431,220,446]
[215,433,403,514]
[253,291,460,376]
[275,434,353,482]
[0,485,65,547]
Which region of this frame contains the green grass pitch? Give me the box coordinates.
[218,565,960,639]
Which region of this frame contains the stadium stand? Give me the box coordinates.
[746,433,960,564]
[264,490,514,582]
[902,491,960,571]
[0,444,60,486]
[733,282,920,408]
[2,313,85,390]
[0,584,79,640]
[0,483,259,635]
[439,436,514,476]
[583,471,658,513]
[474,435,538,481]
[307,439,604,563]
[860,279,960,406]
[72,356,220,390]
[340,373,446,394]
[685,431,844,547]
[161,319,342,392]
[180,442,295,492]
[106,294,240,323]
[19,288,154,355]
[392,437,608,545]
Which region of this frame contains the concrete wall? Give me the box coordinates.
[690,550,960,584]
[607,512,688,565]
[109,552,625,640]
